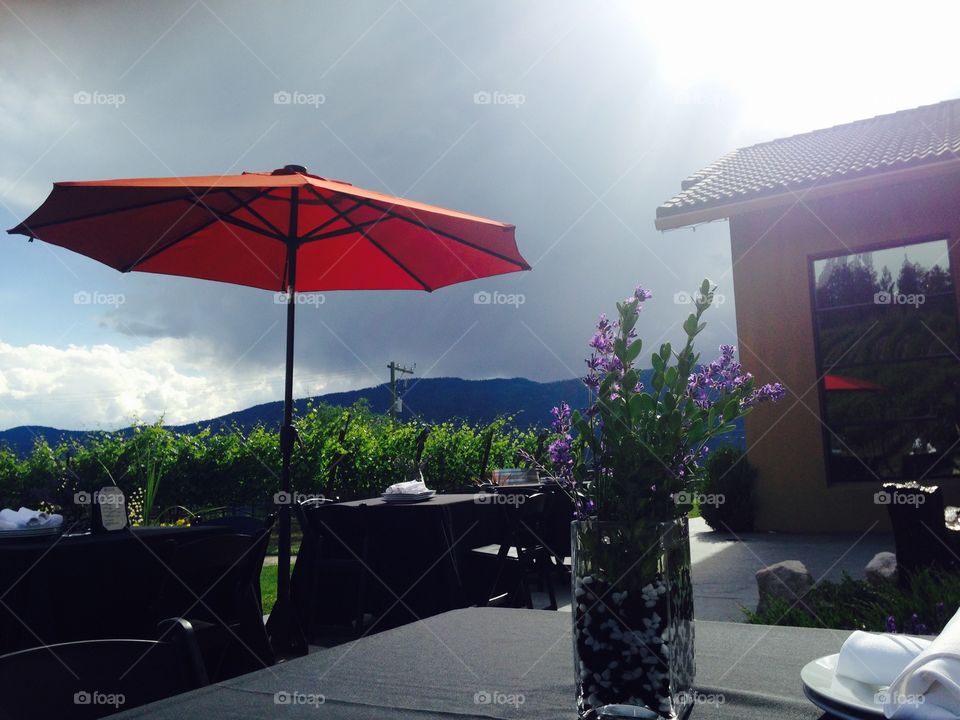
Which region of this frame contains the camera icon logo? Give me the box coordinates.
[73,91,92,105]
[473,91,491,105]
[474,291,492,305]
[874,491,891,505]
[474,690,492,704]
[672,491,694,505]
[74,691,91,705]
[274,91,292,105]
[274,691,291,705]
[874,291,892,305]
[273,491,292,505]
[74,491,91,505]
[673,291,692,305]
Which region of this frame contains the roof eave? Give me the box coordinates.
[655,156,960,231]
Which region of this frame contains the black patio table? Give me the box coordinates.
[0,525,231,653]
[291,494,502,630]
[112,606,846,719]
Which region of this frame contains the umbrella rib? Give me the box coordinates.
[300,199,366,239]
[225,189,286,238]
[8,189,235,233]
[303,185,431,290]
[123,188,280,271]
[348,196,530,269]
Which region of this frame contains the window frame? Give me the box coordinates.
[807,232,960,485]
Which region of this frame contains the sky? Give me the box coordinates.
[1,0,959,430]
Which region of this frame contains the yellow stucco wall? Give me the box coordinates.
[729,172,960,531]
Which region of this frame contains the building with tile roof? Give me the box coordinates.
[657,100,960,532]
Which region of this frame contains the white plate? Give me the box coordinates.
[801,653,884,718]
[381,491,436,504]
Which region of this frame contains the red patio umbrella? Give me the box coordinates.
[823,374,884,392]
[7,165,530,655]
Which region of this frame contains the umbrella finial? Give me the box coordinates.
[273,164,307,175]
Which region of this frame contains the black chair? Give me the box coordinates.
[294,502,379,639]
[883,481,960,576]
[471,492,558,610]
[154,532,274,681]
[0,618,207,720]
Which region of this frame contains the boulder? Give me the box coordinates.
[756,560,814,614]
[865,552,898,584]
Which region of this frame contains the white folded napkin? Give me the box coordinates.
[0,507,63,530]
[836,631,932,686]
[384,480,430,495]
[886,607,960,719]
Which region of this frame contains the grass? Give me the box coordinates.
[259,561,294,616]
[266,519,303,557]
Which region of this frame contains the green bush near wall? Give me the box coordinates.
[698,445,757,532]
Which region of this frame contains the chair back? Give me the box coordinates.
[155,532,267,626]
[0,619,206,720]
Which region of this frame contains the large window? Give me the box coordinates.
[811,237,960,483]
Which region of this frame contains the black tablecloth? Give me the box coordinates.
[0,525,229,653]
[292,494,502,629]
[114,608,847,719]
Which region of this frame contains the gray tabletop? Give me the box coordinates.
[114,607,846,719]
[339,493,483,508]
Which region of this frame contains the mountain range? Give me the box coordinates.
[0,375,745,456]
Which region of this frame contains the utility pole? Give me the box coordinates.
[388,362,415,418]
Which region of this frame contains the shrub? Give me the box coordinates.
[0,401,539,520]
[744,568,960,633]
[698,445,756,532]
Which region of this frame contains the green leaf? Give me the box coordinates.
[651,353,664,372]
[682,314,699,337]
[700,278,712,297]
[626,339,643,363]
[665,366,678,389]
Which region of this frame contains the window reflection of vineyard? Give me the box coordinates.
[813,245,960,480]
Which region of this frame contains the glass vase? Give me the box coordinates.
[571,517,695,719]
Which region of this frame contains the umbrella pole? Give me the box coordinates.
[266,204,307,658]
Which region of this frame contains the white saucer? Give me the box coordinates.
[801,653,884,718]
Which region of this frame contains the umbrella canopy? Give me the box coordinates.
[7,165,530,656]
[8,166,528,292]
[823,374,884,392]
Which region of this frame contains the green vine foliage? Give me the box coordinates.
[0,402,538,523]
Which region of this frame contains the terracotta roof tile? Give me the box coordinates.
[656,99,960,227]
